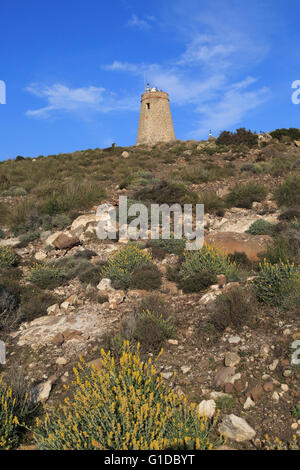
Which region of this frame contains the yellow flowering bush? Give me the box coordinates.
[103,244,152,289]
[27,263,65,289]
[0,379,20,449]
[254,259,299,306]
[179,243,236,292]
[0,246,17,268]
[34,342,221,450]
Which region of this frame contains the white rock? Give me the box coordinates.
[181,365,191,374]
[243,397,255,410]
[34,251,47,261]
[97,278,114,292]
[218,414,256,442]
[47,304,60,316]
[198,400,216,419]
[56,357,68,366]
[168,339,178,345]
[281,384,289,392]
[29,381,52,404]
[228,336,241,344]
[272,391,280,402]
[269,359,279,371]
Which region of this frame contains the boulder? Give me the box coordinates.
[198,400,216,419]
[218,414,256,442]
[52,233,81,250]
[205,232,272,261]
[71,214,101,234]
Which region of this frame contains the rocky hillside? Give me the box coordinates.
[0,130,300,450]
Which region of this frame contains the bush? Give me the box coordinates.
[2,187,27,197]
[198,191,225,214]
[131,263,162,291]
[254,260,299,306]
[216,128,258,147]
[269,128,300,142]
[0,379,20,449]
[147,236,186,256]
[247,219,273,235]
[179,244,236,290]
[275,176,300,208]
[34,342,221,450]
[103,245,152,289]
[27,263,65,289]
[133,309,174,350]
[134,180,198,206]
[211,286,257,331]
[262,236,292,264]
[0,285,21,331]
[226,183,267,209]
[0,247,17,268]
[0,229,5,239]
[179,270,217,293]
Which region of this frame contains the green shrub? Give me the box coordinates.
[179,244,236,289]
[275,176,300,208]
[131,263,162,291]
[198,191,225,214]
[0,247,17,268]
[27,263,65,289]
[247,219,273,235]
[0,229,5,239]
[133,309,174,350]
[179,270,217,293]
[262,237,292,264]
[134,180,198,206]
[211,286,257,331]
[2,187,27,197]
[103,245,152,289]
[216,128,258,147]
[269,128,300,142]
[254,260,299,306]
[34,342,221,450]
[226,183,267,209]
[147,236,186,256]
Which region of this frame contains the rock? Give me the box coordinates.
[214,367,236,388]
[181,365,191,374]
[168,339,178,345]
[60,301,70,313]
[218,414,256,442]
[272,391,280,402]
[108,290,125,309]
[224,383,234,393]
[269,359,279,371]
[34,251,47,261]
[66,294,78,306]
[29,381,52,404]
[205,232,273,261]
[228,336,241,344]
[47,304,60,316]
[121,151,129,158]
[71,214,102,234]
[51,332,64,345]
[56,357,68,366]
[63,329,83,341]
[53,233,80,250]
[281,384,289,392]
[198,400,216,419]
[162,372,173,380]
[263,382,274,392]
[97,278,114,293]
[217,274,227,286]
[244,397,255,410]
[225,352,240,368]
[0,238,20,247]
[295,140,300,148]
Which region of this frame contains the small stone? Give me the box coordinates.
[269,359,279,371]
[249,383,264,402]
[47,304,60,316]
[283,369,292,378]
[272,391,280,402]
[281,384,289,392]
[168,339,178,345]
[56,357,68,366]
[198,400,216,419]
[162,372,173,380]
[60,301,70,313]
[51,333,64,345]
[214,367,236,388]
[181,365,191,374]
[34,251,47,261]
[263,382,274,392]
[225,352,240,368]
[291,423,298,430]
[121,151,129,158]
[228,336,241,344]
[244,397,255,410]
[217,274,227,286]
[224,383,234,394]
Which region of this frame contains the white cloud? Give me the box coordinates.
[26,83,138,118]
[127,14,154,30]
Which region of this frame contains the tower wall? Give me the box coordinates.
[136,91,176,145]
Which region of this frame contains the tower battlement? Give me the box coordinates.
[136,86,176,145]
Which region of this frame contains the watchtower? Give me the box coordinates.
[136,84,176,145]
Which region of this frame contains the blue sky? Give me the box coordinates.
[0,0,299,160]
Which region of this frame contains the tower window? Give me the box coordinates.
[146,103,150,109]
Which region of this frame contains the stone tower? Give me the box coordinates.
[136,84,176,145]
